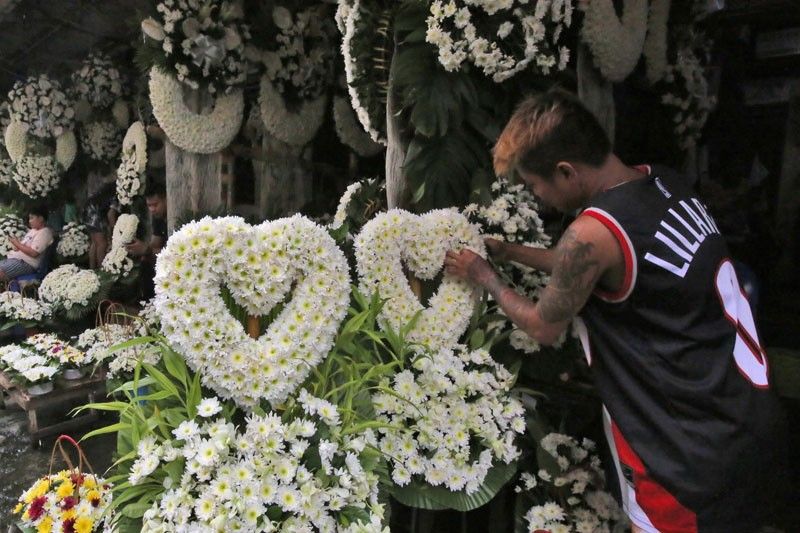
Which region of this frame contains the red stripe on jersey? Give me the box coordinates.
[581,208,636,302]
[610,421,698,533]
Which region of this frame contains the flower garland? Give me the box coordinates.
[0,212,27,258]
[354,209,485,352]
[141,0,251,94]
[643,0,671,84]
[426,0,574,82]
[7,75,75,138]
[340,0,390,145]
[463,177,561,353]
[56,222,90,259]
[262,4,337,102]
[11,155,62,198]
[579,0,648,82]
[111,213,139,249]
[332,95,383,157]
[331,179,367,230]
[258,75,327,147]
[519,433,624,532]
[153,215,350,408]
[39,264,101,312]
[13,470,112,533]
[0,291,52,322]
[373,345,525,493]
[78,120,122,163]
[149,67,245,154]
[660,33,716,151]
[117,121,148,206]
[70,52,125,111]
[127,393,382,532]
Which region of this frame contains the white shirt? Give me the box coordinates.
[7,227,54,268]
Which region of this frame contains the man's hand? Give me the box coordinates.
[125,239,149,257]
[485,238,509,262]
[444,249,497,286]
[9,237,21,250]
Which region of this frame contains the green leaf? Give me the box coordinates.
[390,461,518,512]
[81,422,131,441]
[121,501,153,519]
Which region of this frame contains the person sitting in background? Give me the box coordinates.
[126,182,168,299]
[84,181,120,269]
[0,206,54,283]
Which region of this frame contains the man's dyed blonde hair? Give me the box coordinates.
[493,89,611,180]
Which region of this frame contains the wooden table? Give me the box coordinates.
[0,370,106,445]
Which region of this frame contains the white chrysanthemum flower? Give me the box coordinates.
[56,222,90,258]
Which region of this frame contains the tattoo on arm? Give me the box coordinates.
[472,262,537,327]
[537,228,602,323]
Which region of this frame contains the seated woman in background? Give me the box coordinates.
[0,206,54,283]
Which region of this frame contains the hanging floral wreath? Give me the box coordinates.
[354,208,485,352]
[11,155,63,198]
[79,120,123,163]
[0,213,27,258]
[643,0,671,84]
[140,0,251,94]
[426,0,574,82]
[373,344,525,493]
[56,221,90,259]
[149,67,244,154]
[258,75,327,147]
[332,95,383,157]
[70,52,125,112]
[339,0,393,145]
[7,75,75,139]
[153,215,350,408]
[578,0,648,82]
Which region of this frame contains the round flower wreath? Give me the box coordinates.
[11,155,63,198]
[258,75,327,147]
[70,51,125,112]
[340,0,392,145]
[426,0,574,82]
[374,344,525,493]
[332,95,383,157]
[153,215,350,408]
[39,264,101,312]
[149,67,244,154]
[7,75,75,139]
[579,0,648,83]
[354,208,485,352]
[141,0,251,94]
[78,120,122,164]
[56,221,90,259]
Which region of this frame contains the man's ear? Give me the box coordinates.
[555,161,578,181]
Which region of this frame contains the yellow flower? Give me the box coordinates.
[82,476,97,490]
[25,479,51,502]
[61,508,77,521]
[36,516,53,533]
[56,479,74,499]
[74,515,93,533]
[13,502,23,514]
[85,489,100,502]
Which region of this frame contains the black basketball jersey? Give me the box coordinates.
[574,165,787,532]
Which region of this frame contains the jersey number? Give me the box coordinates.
[715,260,769,388]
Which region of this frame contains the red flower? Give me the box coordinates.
[28,496,46,521]
[62,517,76,533]
[61,496,77,510]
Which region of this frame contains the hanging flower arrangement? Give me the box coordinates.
[7,75,75,139]
[56,221,90,260]
[578,0,648,82]
[426,0,574,82]
[256,3,336,146]
[70,52,125,111]
[116,122,148,206]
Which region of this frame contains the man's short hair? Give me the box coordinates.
[144,182,166,199]
[28,205,48,220]
[493,89,611,180]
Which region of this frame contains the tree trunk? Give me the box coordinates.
[252,132,312,219]
[165,88,222,234]
[577,43,615,142]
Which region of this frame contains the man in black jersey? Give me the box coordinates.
[444,90,788,533]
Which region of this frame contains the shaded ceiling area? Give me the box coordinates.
[0,0,150,95]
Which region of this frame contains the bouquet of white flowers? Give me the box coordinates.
[7,74,75,138]
[0,291,52,322]
[56,221,90,259]
[0,212,27,258]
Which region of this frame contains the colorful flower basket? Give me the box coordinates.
[13,435,113,533]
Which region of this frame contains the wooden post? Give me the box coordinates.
[251,132,313,219]
[247,315,260,339]
[385,37,408,210]
[577,43,615,142]
[165,87,223,234]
